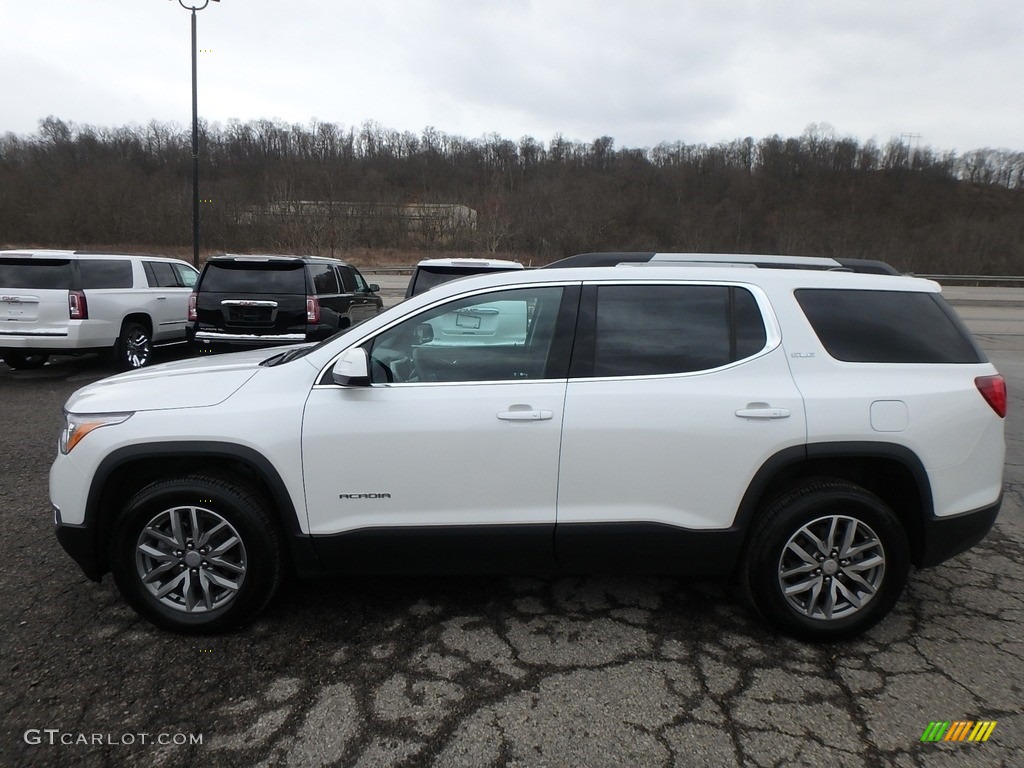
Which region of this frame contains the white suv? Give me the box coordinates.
[49,255,1006,640]
[0,250,198,370]
[405,257,524,298]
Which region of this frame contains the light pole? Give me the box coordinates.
[175,0,219,266]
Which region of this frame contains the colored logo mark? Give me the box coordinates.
[921,721,997,743]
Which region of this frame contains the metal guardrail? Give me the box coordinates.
[916,274,1024,287]
[363,266,414,274]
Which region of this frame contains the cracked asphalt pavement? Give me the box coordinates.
[2,287,1021,767]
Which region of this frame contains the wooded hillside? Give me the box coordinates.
[2,117,1022,273]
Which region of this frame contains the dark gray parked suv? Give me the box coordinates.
[187,255,382,352]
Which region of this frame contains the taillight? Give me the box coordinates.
[69,290,88,320]
[975,375,1007,418]
[306,296,320,324]
[187,292,197,321]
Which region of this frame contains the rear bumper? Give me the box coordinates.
[193,330,306,344]
[189,328,307,353]
[189,323,338,350]
[917,495,1002,567]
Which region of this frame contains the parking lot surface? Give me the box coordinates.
[2,288,1022,767]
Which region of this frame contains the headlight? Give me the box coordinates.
[59,411,134,454]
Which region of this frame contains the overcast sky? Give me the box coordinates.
[3,0,1022,153]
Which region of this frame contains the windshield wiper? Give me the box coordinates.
[260,348,307,368]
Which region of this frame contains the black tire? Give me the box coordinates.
[2,351,49,370]
[110,474,284,634]
[742,478,909,642]
[114,321,152,370]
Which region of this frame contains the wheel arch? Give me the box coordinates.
[736,442,932,567]
[120,312,153,335]
[84,441,317,578]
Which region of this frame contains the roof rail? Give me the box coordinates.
[542,252,900,275]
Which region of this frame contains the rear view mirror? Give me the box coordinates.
[367,283,380,293]
[331,347,370,386]
[415,322,434,344]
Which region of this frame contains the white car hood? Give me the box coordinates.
[65,348,279,413]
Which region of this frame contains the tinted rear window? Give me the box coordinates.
[410,266,515,296]
[200,262,307,294]
[0,258,72,289]
[795,289,985,363]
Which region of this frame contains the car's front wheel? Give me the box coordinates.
[110,474,284,633]
[743,478,909,642]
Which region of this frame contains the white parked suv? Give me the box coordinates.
[49,254,1006,640]
[0,249,198,370]
[405,257,524,298]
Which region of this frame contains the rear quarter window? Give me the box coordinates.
[795,289,985,363]
[0,259,72,289]
[309,265,340,294]
[79,259,134,289]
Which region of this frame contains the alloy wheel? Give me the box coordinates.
[777,514,886,621]
[135,505,247,613]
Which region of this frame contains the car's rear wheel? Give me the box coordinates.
[114,321,152,370]
[110,474,284,633]
[743,478,909,642]
[2,351,49,370]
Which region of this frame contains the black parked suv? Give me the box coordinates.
[187,255,382,352]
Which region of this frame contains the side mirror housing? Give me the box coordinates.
[331,347,370,386]
[367,283,380,293]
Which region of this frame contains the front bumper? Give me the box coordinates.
[917,495,1002,568]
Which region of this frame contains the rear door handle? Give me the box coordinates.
[498,409,553,421]
[735,407,791,419]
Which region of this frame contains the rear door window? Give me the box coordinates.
[795,289,985,363]
[573,284,768,377]
[0,258,72,289]
[144,261,180,288]
[78,259,134,289]
[337,266,356,293]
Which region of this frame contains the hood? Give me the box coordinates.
[65,348,277,414]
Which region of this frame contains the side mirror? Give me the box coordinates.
[367,283,380,293]
[415,322,434,344]
[331,347,370,386]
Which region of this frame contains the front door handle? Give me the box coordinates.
[498,408,553,421]
[735,407,791,419]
